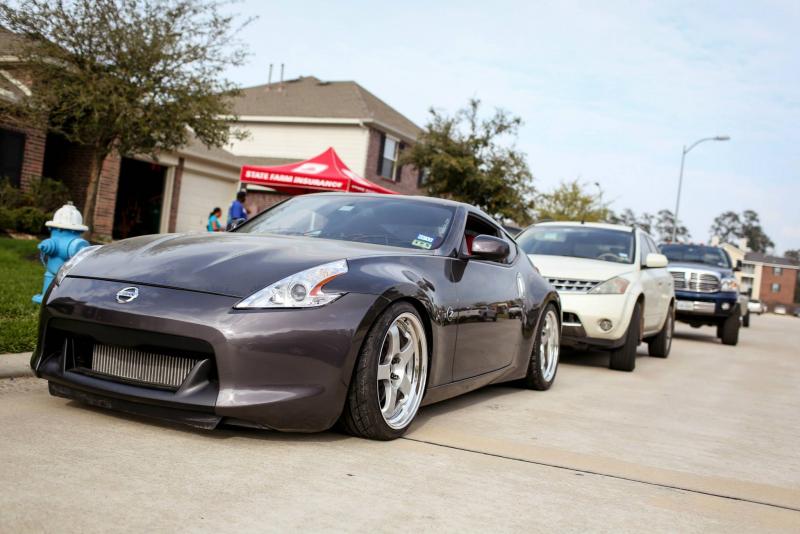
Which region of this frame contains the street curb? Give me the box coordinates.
[0,352,34,379]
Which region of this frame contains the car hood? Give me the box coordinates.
[666,261,733,278]
[69,233,408,297]
[527,254,634,282]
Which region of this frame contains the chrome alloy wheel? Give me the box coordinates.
[377,312,428,430]
[539,309,560,382]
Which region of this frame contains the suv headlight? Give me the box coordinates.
[234,260,348,309]
[720,277,739,292]
[55,245,102,286]
[588,276,630,295]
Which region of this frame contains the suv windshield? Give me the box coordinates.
[660,244,731,268]
[516,225,635,264]
[235,195,455,250]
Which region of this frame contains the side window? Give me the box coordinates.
[639,233,653,265]
[463,214,516,264]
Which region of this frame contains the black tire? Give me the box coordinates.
[648,304,673,358]
[339,302,427,440]
[719,311,740,346]
[523,303,560,390]
[743,311,750,328]
[610,303,641,372]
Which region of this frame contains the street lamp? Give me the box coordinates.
[672,135,731,242]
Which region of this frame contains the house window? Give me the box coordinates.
[771,283,781,293]
[379,135,399,181]
[418,168,429,187]
[773,267,783,275]
[0,128,25,187]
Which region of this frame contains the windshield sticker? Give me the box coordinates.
[416,234,434,243]
[337,205,355,212]
[619,252,629,259]
[411,239,433,250]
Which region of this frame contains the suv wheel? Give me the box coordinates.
[647,304,673,358]
[610,303,641,372]
[718,310,740,346]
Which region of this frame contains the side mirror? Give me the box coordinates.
[227,218,246,231]
[645,253,668,268]
[734,259,743,272]
[471,234,510,261]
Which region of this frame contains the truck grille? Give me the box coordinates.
[670,270,720,293]
[91,344,197,389]
[547,278,600,293]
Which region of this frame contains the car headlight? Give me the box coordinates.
[588,276,630,295]
[55,245,102,286]
[721,277,738,292]
[234,260,348,309]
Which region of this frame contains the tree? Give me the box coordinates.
[0,0,251,234]
[402,99,535,224]
[534,180,610,222]
[708,209,773,252]
[608,208,654,235]
[654,209,690,243]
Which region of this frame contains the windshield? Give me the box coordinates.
[660,244,731,268]
[235,195,455,250]
[516,225,635,264]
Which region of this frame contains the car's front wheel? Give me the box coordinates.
[522,303,560,390]
[340,302,428,440]
[609,303,641,372]
[718,311,740,346]
[647,304,674,358]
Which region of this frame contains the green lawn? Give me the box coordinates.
[0,238,44,353]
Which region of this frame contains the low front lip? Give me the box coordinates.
[34,276,386,432]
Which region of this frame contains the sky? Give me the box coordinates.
[223,0,800,253]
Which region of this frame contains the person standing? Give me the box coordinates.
[227,190,248,230]
[207,207,223,232]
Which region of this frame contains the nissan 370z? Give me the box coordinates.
[32,194,561,440]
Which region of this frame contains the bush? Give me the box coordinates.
[13,207,48,235]
[0,207,14,231]
[0,179,25,209]
[25,176,71,213]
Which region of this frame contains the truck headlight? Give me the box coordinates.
[721,277,739,292]
[234,260,348,309]
[54,245,102,286]
[588,276,630,295]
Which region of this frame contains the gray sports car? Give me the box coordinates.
[32,193,560,440]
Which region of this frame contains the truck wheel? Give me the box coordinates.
[610,303,641,372]
[719,311,740,346]
[743,312,750,328]
[647,305,673,358]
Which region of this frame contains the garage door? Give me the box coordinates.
[175,170,239,233]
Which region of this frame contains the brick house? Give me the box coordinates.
[0,31,423,238]
[722,241,799,310]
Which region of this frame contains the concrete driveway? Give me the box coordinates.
[1,314,798,532]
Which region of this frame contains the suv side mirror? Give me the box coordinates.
[471,234,510,261]
[734,259,743,272]
[645,253,668,268]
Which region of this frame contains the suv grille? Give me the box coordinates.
[91,344,197,389]
[547,278,600,293]
[670,270,720,293]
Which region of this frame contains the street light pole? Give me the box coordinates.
[671,135,730,242]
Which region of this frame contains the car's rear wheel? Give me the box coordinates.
[647,304,673,358]
[340,302,428,440]
[743,311,750,327]
[718,311,740,346]
[609,303,641,372]
[522,304,560,390]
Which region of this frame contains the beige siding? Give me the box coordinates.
[175,167,239,233]
[228,122,370,176]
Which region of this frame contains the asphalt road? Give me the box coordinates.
[1,314,799,532]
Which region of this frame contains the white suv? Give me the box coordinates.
[516,222,675,371]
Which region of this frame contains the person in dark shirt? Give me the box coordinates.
[227,190,248,230]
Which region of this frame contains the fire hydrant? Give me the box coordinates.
[32,202,90,304]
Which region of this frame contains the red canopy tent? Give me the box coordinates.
[239,147,396,195]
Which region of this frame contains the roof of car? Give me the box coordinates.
[530,221,635,232]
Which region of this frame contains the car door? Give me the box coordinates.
[639,233,670,332]
[452,214,524,381]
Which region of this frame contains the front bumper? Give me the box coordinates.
[674,290,738,319]
[33,277,385,432]
[557,292,635,349]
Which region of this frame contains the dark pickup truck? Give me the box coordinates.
[660,244,744,346]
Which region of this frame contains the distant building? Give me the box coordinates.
[0,27,423,237]
[721,241,800,309]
